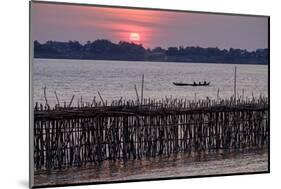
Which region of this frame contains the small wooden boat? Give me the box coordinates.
[173,82,210,86]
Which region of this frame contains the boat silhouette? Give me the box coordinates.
[173,82,210,86]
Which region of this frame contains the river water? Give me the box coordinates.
[32,59,268,106]
[34,149,268,187]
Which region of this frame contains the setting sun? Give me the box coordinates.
[129,32,140,42]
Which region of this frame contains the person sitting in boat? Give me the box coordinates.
[193,81,196,85]
[203,81,207,85]
[199,82,201,85]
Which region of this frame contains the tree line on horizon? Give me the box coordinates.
[34,39,268,64]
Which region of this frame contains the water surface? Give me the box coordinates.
[34,150,268,186]
[33,59,268,106]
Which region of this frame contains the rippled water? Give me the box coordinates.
[34,149,268,187]
[32,59,268,106]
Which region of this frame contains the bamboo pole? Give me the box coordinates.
[234,66,237,102]
[97,91,105,106]
[141,74,144,105]
[54,91,60,106]
[134,84,140,104]
[68,95,75,107]
[43,86,48,106]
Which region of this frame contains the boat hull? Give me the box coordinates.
[173,82,210,86]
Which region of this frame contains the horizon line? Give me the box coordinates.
[33,39,268,52]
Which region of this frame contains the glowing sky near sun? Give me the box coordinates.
[31,2,268,50]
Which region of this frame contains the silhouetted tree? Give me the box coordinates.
[34,40,268,64]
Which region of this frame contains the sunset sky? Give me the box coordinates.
[31,2,268,51]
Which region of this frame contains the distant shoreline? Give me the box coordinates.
[33,57,268,66]
[33,40,268,65]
